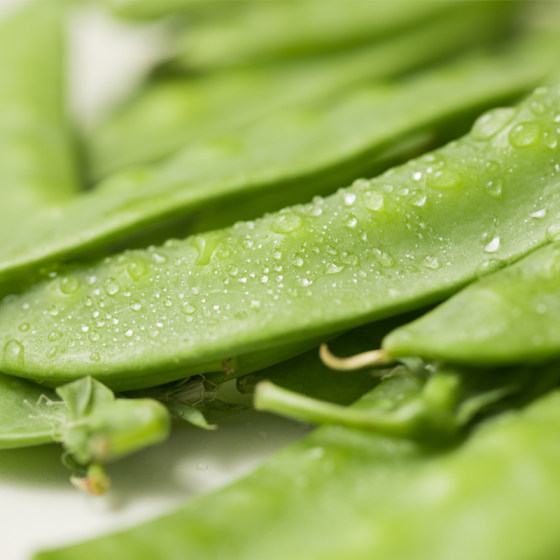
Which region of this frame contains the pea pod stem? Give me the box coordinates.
[319,343,392,370]
[254,380,430,441]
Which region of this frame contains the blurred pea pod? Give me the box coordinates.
[90,1,511,177]
[107,0,250,22]
[0,0,79,212]
[2,82,560,390]
[381,242,560,365]
[33,380,560,560]
[1,34,559,288]
[170,1,505,70]
[0,373,170,494]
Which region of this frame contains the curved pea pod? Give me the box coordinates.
[171,1,504,70]
[90,3,511,177]
[0,373,170,493]
[33,383,560,560]
[382,242,560,365]
[0,0,78,211]
[2,35,559,287]
[5,83,560,391]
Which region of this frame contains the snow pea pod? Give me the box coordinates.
[0,373,170,493]
[90,2,508,177]
[3,82,560,390]
[171,1,499,70]
[382,242,560,365]
[0,0,78,211]
[33,381,560,560]
[1,35,558,288]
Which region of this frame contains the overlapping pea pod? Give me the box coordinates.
[90,1,510,177]
[169,1,505,70]
[33,373,560,560]
[0,373,170,494]
[0,0,79,214]
[1,34,559,288]
[3,83,560,390]
[371,242,560,366]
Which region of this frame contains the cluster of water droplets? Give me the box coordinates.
[2,85,560,378]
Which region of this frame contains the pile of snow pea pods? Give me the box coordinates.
[3,1,560,558]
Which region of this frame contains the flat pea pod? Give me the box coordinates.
[171,1,501,70]
[90,2,509,178]
[2,35,559,287]
[0,0,78,212]
[33,384,560,560]
[382,242,560,365]
[3,83,560,390]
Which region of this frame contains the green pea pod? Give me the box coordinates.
[90,2,511,177]
[172,1,505,70]
[0,373,170,492]
[383,242,560,365]
[33,383,560,560]
[2,34,559,288]
[106,0,249,21]
[0,0,78,211]
[4,81,560,390]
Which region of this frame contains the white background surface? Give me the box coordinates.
[0,2,310,558]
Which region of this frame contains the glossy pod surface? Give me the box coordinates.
[34,386,560,560]
[384,242,560,365]
[2,35,557,285]
[2,85,560,389]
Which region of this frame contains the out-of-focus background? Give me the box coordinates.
[0,3,309,558]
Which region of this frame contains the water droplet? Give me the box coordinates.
[48,331,62,342]
[340,252,359,266]
[193,236,218,266]
[483,236,500,253]
[271,213,303,234]
[471,107,515,140]
[323,262,342,274]
[373,249,395,268]
[46,347,58,359]
[427,168,462,190]
[59,275,79,295]
[546,224,560,241]
[291,254,304,267]
[530,100,546,115]
[3,340,24,369]
[508,121,542,148]
[485,179,503,199]
[249,300,261,310]
[90,352,101,362]
[103,278,120,296]
[422,255,441,270]
[363,191,384,212]
[18,323,30,332]
[127,258,148,280]
[343,192,356,206]
[181,302,196,315]
[344,214,358,229]
[130,301,142,311]
[530,209,546,219]
[351,178,371,190]
[88,330,100,342]
[83,296,93,307]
